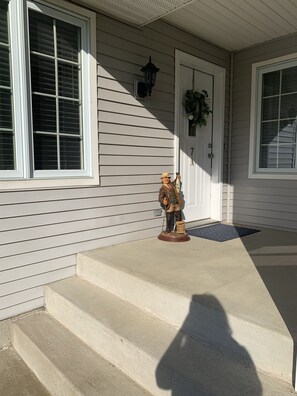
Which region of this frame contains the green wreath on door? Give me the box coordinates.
[182,89,212,127]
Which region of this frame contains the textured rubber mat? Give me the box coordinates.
[187,224,260,242]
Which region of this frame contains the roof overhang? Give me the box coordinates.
[70,0,297,52]
[69,0,196,27]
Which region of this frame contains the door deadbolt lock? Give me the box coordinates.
[208,143,212,148]
[208,153,214,158]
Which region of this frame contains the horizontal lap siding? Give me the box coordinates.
[0,11,229,320]
[231,36,297,230]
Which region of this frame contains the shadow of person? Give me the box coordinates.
[155,294,262,396]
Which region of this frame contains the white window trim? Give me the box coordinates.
[1,0,98,190]
[249,52,297,180]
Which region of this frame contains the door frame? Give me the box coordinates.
[174,50,226,221]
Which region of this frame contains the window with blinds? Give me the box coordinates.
[260,66,297,169]
[29,11,82,171]
[0,0,14,171]
[250,55,297,179]
[0,0,97,186]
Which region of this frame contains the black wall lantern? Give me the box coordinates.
[136,57,160,98]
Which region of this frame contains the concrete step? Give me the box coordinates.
[44,276,294,396]
[12,311,151,396]
[0,347,50,396]
[77,245,293,384]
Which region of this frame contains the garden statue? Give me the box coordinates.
[158,172,190,242]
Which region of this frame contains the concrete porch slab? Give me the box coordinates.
[81,227,297,340]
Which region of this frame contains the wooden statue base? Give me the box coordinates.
[158,231,190,242]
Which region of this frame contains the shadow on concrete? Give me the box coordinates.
[155,294,262,395]
[241,230,297,387]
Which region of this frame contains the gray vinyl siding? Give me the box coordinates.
[0,11,230,321]
[231,35,297,230]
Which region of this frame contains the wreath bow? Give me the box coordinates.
[182,89,212,127]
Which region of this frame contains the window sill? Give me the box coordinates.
[248,171,297,180]
[0,175,99,191]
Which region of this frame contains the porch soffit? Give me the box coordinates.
[70,0,196,27]
[72,0,297,52]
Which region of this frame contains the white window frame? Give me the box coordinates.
[249,53,297,180]
[0,0,98,190]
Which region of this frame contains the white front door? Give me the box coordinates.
[175,51,225,223]
[179,66,213,221]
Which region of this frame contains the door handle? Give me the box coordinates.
[190,147,194,165]
[208,153,214,158]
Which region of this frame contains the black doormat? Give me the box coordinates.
[187,223,260,242]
